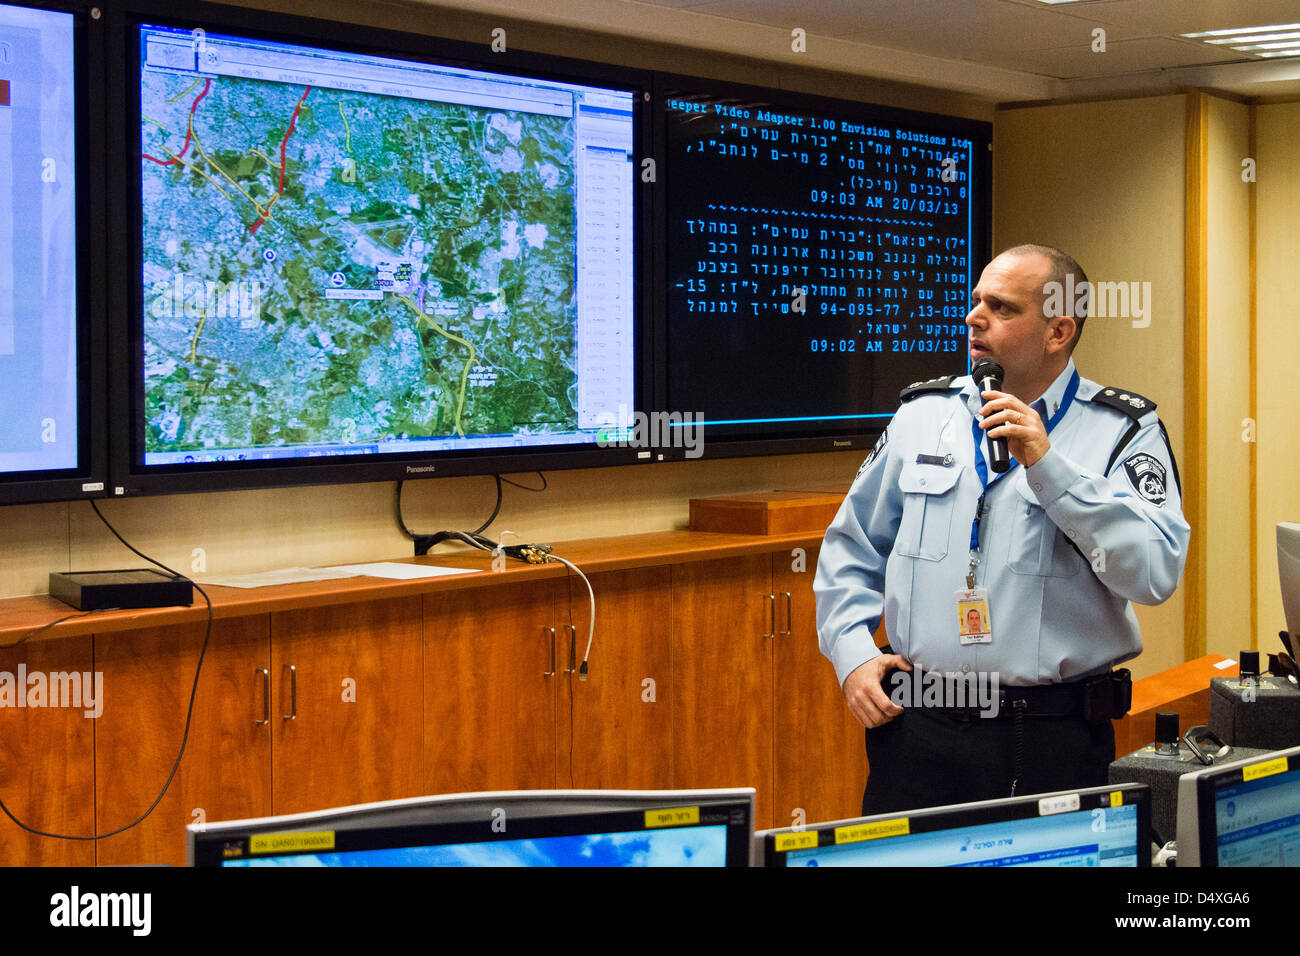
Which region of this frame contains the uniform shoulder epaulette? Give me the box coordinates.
[899,375,957,403]
[1092,387,1157,420]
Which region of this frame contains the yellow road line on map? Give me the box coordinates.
[396,294,475,437]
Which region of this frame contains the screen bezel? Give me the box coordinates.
[189,788,755,868]
[0,0,108,505]
[106,0,654,497]
[649,70,992,463]
[760,783,1151,867]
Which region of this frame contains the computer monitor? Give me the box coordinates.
[757,784,1151,867]
[1279,523,1300,645]
[0,0,107,505]
[653,72,992,461]
[1175,744,1300,867]
[110,1,648,495]
[188,788,754,867]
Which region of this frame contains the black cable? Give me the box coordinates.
[0,501,213,841]
[500,471,547,493]
[397,474,507,555]
[0,611,95,649]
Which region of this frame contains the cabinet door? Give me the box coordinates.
[272,597,423,815]
[95,617,272,866]
[0,635,95,865]
[670,555,774,829]
[561,566,672,790]
[772,546,867,828]
[424,579,562,794]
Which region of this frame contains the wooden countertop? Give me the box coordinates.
[0,529,824,644]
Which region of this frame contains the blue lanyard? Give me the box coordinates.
[968,369,1079,552]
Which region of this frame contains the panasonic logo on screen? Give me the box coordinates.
[405,465,438,474]
[833,440,852,447]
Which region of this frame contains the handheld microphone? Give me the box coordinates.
[971,358,1010,473]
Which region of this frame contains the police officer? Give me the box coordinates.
[814,244,1189,814]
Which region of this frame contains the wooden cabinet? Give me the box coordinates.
[423,566,673,795]
[771,547,867,829]
[671,546,865,831]
[671,555,775,827]
[95,616,272,866]
[271,597,424,814]
[0,634,95,866]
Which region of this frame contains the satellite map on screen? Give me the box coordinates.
[140,57,579,458]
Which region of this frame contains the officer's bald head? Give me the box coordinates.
[998,244,1089,352]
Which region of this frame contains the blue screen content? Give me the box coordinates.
[785,804,1139,867]
[221,824,728,867]
[1215,767,1300,866]
[137,25,635,467]
[0,3,78,475]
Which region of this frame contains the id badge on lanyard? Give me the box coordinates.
[960,370,1079,647]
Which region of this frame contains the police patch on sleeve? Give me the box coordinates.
[857,427,887,478]
[1123,452,1167,506]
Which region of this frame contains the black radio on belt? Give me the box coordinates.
[1082,669,1132,724]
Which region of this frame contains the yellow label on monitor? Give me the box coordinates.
[644,806,700,828]
[1243,756,1289,782]
[249,831,336,855]
[834,818,909,844]
[1110,791,1123,807]
[774,831,819,852]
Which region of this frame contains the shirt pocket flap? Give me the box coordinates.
[898,461,963,495]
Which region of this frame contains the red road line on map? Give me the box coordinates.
[142,77,211,166]
[249,86,312,235]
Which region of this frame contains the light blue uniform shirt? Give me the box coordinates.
[814,359,1190,688]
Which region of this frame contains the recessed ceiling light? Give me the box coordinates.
[1182,23,1300,39]
[1204,31,1300,45]
[1182,23,1300,57]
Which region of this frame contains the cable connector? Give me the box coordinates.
[504,543,552,564]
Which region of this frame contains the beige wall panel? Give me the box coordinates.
[1255,103,1300,647]
[994,95,1187,679]
[1204,96,1253,659]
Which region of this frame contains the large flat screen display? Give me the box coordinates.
[117,11,643,492]
[658,76,990,455]
[0,0,103,504]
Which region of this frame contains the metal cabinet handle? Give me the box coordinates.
[543,627,556,677]
[282,664,297,720]
[564,624,577,674]
[780,592,793,636]
[763,594,776,639]
[256,668,269,725]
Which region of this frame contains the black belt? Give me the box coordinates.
[923,670,1132,723]
[929,683,1083,720]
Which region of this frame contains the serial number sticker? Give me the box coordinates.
[834,818,909,844]
[774,831,819,852]
[644,806,700,828]
[1243,757,1289,782]
[1038,794,1081,816]
[249,831,335,854]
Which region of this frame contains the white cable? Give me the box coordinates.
[549,553,595,680]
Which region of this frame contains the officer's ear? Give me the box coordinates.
[1045,314,1077,356]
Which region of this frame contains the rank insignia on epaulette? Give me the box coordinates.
[899,375,957,403]
[1093,387,1156,419]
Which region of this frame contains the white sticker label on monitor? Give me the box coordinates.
[1037,793,1080,816]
